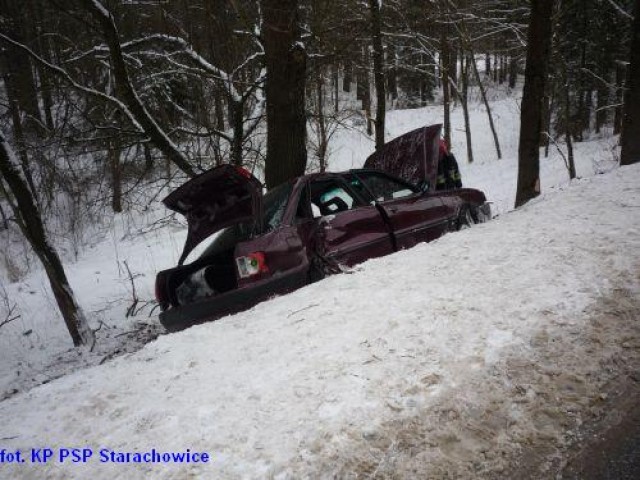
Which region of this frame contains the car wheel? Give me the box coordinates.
[308,255,327,283]
[308,251,345,282]
[457,205,475,230]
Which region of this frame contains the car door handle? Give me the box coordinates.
[388,207,398,213]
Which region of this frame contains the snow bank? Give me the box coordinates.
[1,163,639,479]
[0,212,185,398]
[0,88,619,401]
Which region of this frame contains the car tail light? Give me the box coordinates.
[236,252,269,278]
[235,166,252,179]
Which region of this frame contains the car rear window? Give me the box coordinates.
[262,181,294,231]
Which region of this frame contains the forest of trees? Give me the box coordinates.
[0,0,638,345]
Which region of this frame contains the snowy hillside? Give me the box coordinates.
[2,0,638,476]
[0,92,621,402]
[1,156,639,478]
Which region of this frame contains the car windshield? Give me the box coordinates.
[197,181,293,260]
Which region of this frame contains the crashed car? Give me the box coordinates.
[155,125,490,331]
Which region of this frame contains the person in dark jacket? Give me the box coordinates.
[436,139,462,190]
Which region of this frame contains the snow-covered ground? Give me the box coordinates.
[1,92,618,402]
[0,210,184,399]
[1,86,637,477]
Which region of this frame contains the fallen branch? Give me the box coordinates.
[0,309,20,329]
[287,303,320,318]
[542,131,570,173]
[123,260,138,317]
[0,282,20,329]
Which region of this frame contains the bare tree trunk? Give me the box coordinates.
[566,129,576,178]
[165,156,171,179]
[333,62,340,113]
[460,55,473,163]
[357,63,365,102]
[469,46,502,159]
[316,70,328,173]
[0,132,94,347]
[0,199,8,230]
[143,143,153,172]
[369,0,386,150]
[388,46,398,100]
[212,90,226,167]
[515,0,554,208]
[540,90,550,148]
[343,61,352,93]
[109,138,122,213]
[82,0,196,178]
[29,0,55,132]
[621,0,640,165]
[595,68,609,134]
[564,75,577,179]
[8,100,38,204]
[614,61,625,135]
[575,44,588,141]
[261,0,307,188]
[420,55,435,105]
[449,46,458,86]
[543,89,554,158]
[509,57,518,88]
[229,99,244,167]
[0,0,42,130]
[441,27,452,150]
[214,89,226,132]
[584,89,593,136]
[359,47,373,136]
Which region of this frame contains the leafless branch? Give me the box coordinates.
[122,260,139,317]
[603,0,634,20]
[0,283,20,329]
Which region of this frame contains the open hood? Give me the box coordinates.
[364,124,442,188]
[163,165,263,265]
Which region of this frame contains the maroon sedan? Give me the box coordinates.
[155,126,490,331]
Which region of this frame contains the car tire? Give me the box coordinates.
[308,255,327,283]
[457,205,475,230]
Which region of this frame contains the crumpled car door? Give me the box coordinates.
[308,178,394,267]
[378,194,450,249]
[349,171,450,250]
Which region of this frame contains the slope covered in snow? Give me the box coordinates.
[1,83,624,401]
[1,162,638,479]
[5,89,621,399]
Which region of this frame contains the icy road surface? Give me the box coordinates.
[1,165,639,479]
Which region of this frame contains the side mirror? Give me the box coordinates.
[417,180,431,194]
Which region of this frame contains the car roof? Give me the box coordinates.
[296,168,382,182]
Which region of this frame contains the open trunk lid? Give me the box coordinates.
[364,124,442,188]
[163,165,263,265]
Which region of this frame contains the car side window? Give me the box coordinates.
[309,180,360,217]
[346,175,375,203]
[356,172,416,202]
